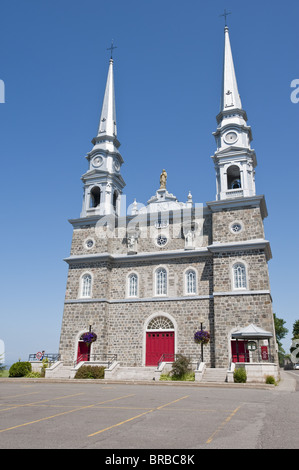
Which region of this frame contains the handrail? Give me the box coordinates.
[157,353,199,369]
[74,353,117,368]
[28,353,61,362]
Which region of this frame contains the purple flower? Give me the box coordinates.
[194,330,210,344]
[82,332,97,345]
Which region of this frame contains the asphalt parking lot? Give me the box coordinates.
[0,374,298,451]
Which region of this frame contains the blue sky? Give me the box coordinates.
[0,0,298,365]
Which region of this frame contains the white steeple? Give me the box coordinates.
[80,57,125,218]
[97,58,118,142]
[220,26,242,112]
[212,26,257,201]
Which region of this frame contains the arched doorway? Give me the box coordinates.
[77,333,91,363]
[145,315,175,366]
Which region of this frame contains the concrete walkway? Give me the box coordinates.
[277,370,297,392]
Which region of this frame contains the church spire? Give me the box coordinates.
[97,58,117,142]
[220,26,242,112]
[80,56,125,218]
[212,26,257,202]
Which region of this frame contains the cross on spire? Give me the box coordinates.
[107,40,117,59]
[220,9,232,26]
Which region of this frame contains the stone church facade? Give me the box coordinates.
[58,27,278,376]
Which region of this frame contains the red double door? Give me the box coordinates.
[146,331,175,366]
[77,341,90,362]
[231,341,249,363]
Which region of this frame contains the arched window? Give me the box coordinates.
[81,273,92,297]
[233,263,247,289]
[156,268,167,296]
[128,273,138,297]
[186,269,196,294]
[147,316,174,330]
[113,191,118,212]
[90,186,101,208]
[227,165,241,190]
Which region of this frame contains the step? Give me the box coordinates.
[111,366,156,381]
[202,368,227,383]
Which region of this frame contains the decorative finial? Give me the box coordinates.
[159,169,167,190]
[220,9,232,27]
[107,39,117,59]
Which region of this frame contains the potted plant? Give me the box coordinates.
[81,332,97,346]
[194,330,210,344]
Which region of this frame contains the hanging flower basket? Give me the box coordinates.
[81,332,97,346]
[194,330,210,345]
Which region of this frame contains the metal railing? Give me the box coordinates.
[232,351,275,363]
[157,353,200,369]
[74,353,117,368]
[28,353,61,362]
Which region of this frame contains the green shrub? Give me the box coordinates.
[159,373,172,381]
[160,371,195,381]
[74,365,105,379]
[265,375,276,385]
[9,362,32,377]
[40,358,49,378]
[26,371,42,378]
[171,355,191,379]
[233,367,247,383]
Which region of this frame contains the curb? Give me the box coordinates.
[0,377,275,390]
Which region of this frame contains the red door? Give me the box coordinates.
[146,331,175,366]
[231,340,249,363]
[261,346,268,361]
[77,341,90,363]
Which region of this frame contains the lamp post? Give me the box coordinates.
[198,315,204,363]
[88,320,93,361]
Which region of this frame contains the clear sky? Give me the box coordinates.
[0,0,298,365]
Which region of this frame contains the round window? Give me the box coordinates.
[156,235,168,247]
[230,222,242,234]
[85,239,94,249]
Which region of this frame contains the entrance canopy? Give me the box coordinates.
[232,324,273,340]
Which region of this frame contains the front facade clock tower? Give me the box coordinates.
[212,26,257,201]
[80,58,125,218]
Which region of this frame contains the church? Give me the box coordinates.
[53,26,279,382]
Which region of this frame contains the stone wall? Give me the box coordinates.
[58,200,277,370]
[213,293,277,367]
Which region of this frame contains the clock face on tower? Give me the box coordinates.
[224,131,238,144]
[113,159,120,172]
[92,156,103,168]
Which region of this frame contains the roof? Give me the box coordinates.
[232,324,273,340]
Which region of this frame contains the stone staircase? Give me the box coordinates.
[108,366,156,381]
[45,362,72,379]
[202,367,227,383]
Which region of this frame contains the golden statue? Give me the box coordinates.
[159,169,167,189]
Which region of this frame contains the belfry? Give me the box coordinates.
[53,27,279,383]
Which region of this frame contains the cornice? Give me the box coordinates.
[64,247,211,265]
[207,238,272,261]
[64,237,272,266]
[206,195,268,220]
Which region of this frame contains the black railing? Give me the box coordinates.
[232,351,275,363]
[157,353,200,369]
[28,353,61,362]
[74,354,117,368]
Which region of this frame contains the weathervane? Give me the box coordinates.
[220,9,232,26]
[107,40,117,59]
